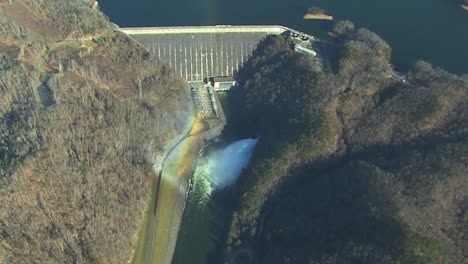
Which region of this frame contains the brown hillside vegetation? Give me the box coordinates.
[226,21,468,263]
[0,1,191,263]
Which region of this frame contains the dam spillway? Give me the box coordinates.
[120,25,312,82]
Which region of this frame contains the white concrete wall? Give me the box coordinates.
[119,25,288,35]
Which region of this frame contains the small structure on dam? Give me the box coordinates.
[209,76,237,91]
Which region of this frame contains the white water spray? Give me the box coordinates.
[208,138,258,188]
[191,138,258,204]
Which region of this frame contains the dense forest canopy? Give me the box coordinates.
[1,1,467,263]
[226,21,468,263]
[0,0,191,262]
[307,7,326,15]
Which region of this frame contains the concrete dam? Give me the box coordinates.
[120,25,316,82]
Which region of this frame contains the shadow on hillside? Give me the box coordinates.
[255,160,405,263]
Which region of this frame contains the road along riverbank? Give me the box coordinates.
[134,90,226,264]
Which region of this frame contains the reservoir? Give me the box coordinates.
[101,0,468,74]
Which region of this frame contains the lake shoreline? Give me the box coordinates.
[100,0,468,74]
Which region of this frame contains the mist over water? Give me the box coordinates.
[173,138,258,263]
[190,138,257,205]
[207,138,258,188]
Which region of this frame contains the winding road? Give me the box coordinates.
[144,132,188,264]
[143,117,222,264]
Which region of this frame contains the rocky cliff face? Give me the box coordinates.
[0,1,191,262]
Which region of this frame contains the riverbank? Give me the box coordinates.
[131,122,198,264]
[303,13,333,20]
[152,125,207,264]
[131,170,159,264]
[141,91,227,264]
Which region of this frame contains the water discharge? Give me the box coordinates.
[206,138,258,188]
[190,138,257,204]
[172,138,258,264]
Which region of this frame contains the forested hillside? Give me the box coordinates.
[227,21,468,263]
[0,1,191,262]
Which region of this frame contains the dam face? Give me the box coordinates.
[120,26,290,82]
[120,25,319,119]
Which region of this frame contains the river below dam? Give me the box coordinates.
[101,0,468,74]
[171,139,257,264]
